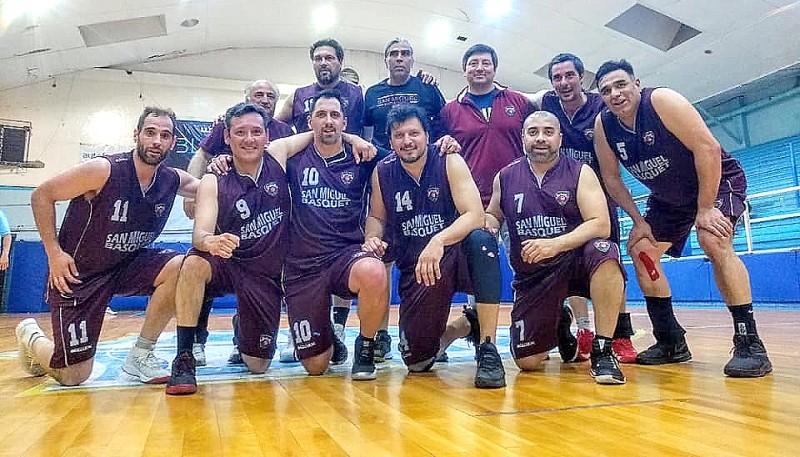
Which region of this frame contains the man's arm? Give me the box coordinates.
[186,147,212,179]
[0,234,10,271]
[175,169,200,199]
[363,167,388,257]
[523,89,548,110]
[651,88,732,238]
[192,175,239,258]
[31,158,111,293]
[275,90,296,125]
[519,165,610,264]
[593,114,657,250]
[484,172,504,232]
[415,154,483,286]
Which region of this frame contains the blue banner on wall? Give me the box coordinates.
[164,119,212,170]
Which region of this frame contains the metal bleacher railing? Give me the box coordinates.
[618,184,800,261]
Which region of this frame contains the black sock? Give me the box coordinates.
[177,326,196,354]
[194,296,213,344]
[645,296,685,341]
[728,304,757,336]
[333,305,350,326]
[613,312,634,339]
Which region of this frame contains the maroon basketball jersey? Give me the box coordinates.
[377,147,458,270]
[57,152,179,277]
[214,153,290,270]
[291,81,364,135]
[601,87,746,207]
[499,155,585,275]
[541,91,605,174]
[286,143,375,267]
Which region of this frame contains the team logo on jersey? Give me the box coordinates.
[264,181,279,197]
[340,171,355,185]
[554,190,570,206]
[584,129,594,141]
[154,203,166,217]
[644,130,655,146]
[594,239,611,253]
[504,105,516,116]
[427,187,440,202]
[259,334,273,349]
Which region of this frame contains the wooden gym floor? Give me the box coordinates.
[0,305,798,457]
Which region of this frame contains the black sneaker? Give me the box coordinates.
[462,305,481,360]
[557,305,579,363]
[166,351,197,395]
[374,329,393,362]
[590,338,626,385]
[227,347,244,365]
[351,335,376,381]
[331,337,348,366]
[636,337,692,365]
[475,337,506,389]
[724,334,773,378]
[434,352,449,363]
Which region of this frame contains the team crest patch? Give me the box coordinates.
[427,187,440,202]
[584,129,594,141]
[644,130,655,146]
[554,190,570,206]
[154,204,166,217]
[340,171,355,185]
[594,239,611,253]
[259,334,273,350]
[264,181,279,197]
[504,105,516,116]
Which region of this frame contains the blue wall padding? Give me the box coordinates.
[4,241,798,313]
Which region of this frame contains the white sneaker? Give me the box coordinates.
[192,343,207,366]
[16,318,47,377]
[123,347,170,384]
[279,335,299,363]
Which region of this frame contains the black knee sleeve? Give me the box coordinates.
[464,229,501,303]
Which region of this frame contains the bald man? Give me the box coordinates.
[485,111,626,385]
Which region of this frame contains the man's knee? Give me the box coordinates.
[179,255,212,283]
[350,258,387,292]
[465,230,501,303]
[244,355,271,374]
[301,350,331,376]
[514,352,548,371]
[155,255,184,287]
[697,230,733,262]
[53,360,93,386]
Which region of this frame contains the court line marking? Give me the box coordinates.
[476,397,690,416]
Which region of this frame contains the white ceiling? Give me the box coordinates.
[1,0,799,101]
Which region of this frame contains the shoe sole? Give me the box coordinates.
[636,355,693,365]
[351,371,376,381]
[165,384,197,395]
[724,364,773,378]
[16,320,47,377]
[592,374,627,385]
[122,365,170,384]
[475,378,506,389]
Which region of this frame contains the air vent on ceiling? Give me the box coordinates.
[606,3,701,52]
[79,15,167,48]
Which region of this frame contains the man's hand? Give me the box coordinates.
[695,207,733,239]
[415,238,444,286]
[47,249,82,294]
[183,198,196,220]
[207,154,233,175]
[520,238,562,264]
[417,69,438,85]
[207,233,240,258]
[0,254,8,271]
[348,136,378,164]
[362,236,388,257]
[626,220,658,254]
[434,135,461,155]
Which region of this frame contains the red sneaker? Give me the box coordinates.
[612,337,638,364]
[576,328,594,362]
